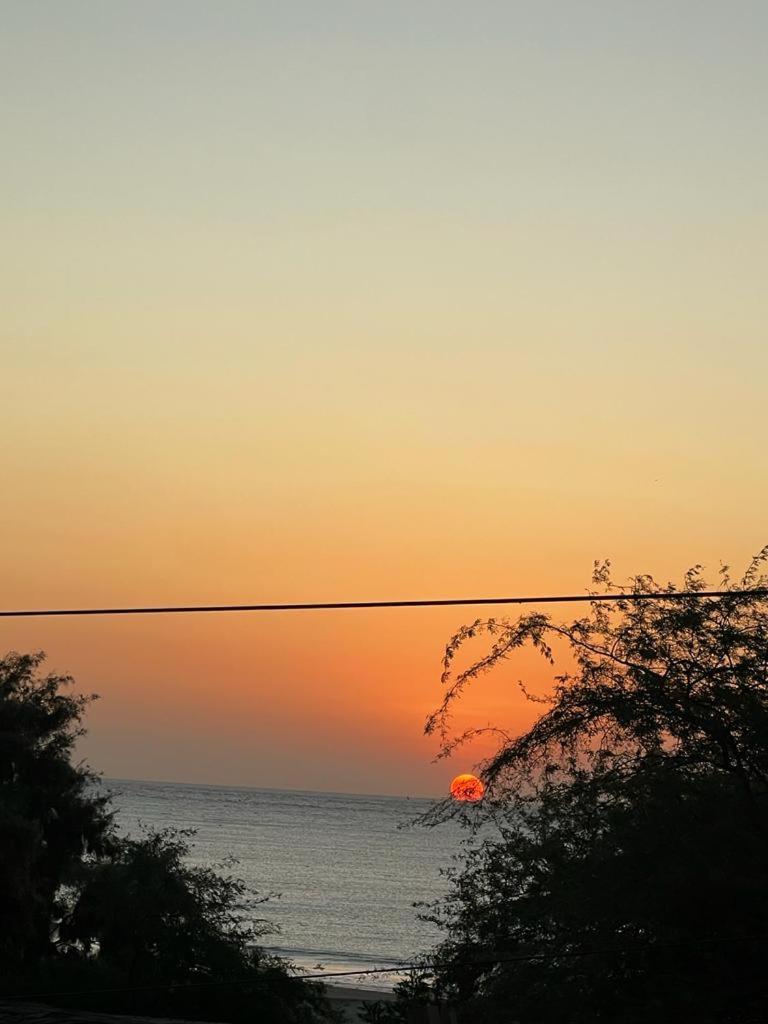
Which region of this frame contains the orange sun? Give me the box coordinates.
[450,774,485,802]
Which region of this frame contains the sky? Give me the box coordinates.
[2,1,767,796]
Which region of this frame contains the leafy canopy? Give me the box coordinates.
[0,651,112,966]
[0,650,338,1023]
[420,552,768,1024]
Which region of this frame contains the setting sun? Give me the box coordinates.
[450,774,485,802]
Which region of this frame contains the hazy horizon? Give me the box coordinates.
[103,773,442,802]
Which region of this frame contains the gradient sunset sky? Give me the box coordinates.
[2,2,767,795]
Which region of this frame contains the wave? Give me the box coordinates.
[266,944,409,966]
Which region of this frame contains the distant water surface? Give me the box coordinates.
[107,779,465,988]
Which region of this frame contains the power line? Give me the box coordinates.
[4,934,766,1003]
[1,589,766,619]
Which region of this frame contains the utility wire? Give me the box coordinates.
[1,589,766,618]
[5,934,767,1003]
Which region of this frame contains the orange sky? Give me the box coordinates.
[2,2,767,794]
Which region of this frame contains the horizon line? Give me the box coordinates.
[101,774,444,803]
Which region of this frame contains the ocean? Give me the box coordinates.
[106,778,466,988]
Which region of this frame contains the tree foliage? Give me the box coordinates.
[0,651,338,1023]
[421,552,768,1023]
[0,651,112,967]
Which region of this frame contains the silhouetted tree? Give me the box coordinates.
[421,552,768,1023]
[0,651,112,967]
[0,651,339,1023]
[56,828,337,1022]
[63,828,270,980]
[358,970,434,1022]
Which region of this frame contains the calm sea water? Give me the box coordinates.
[106,778,465,988]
